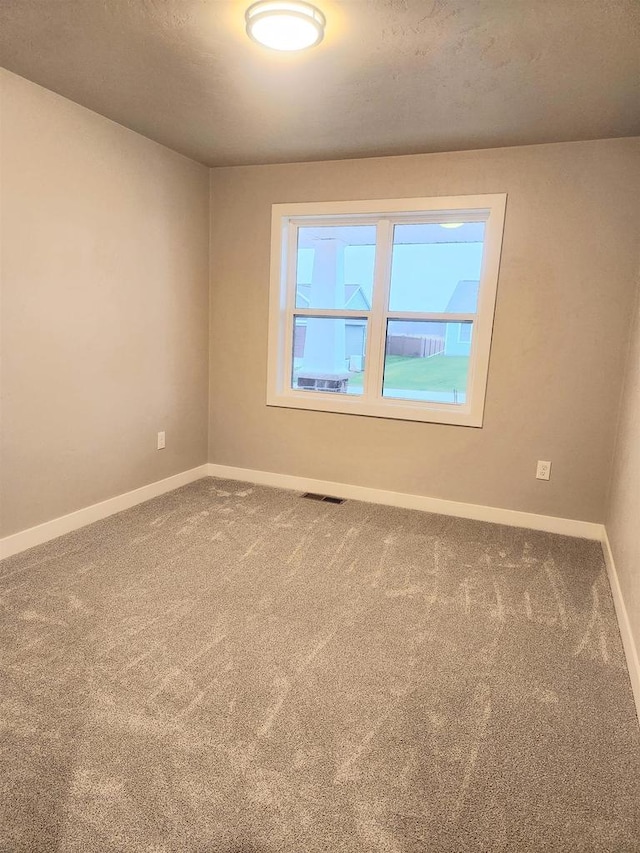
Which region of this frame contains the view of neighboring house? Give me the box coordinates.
[292,230,483,402]
[294,283,370,368]
[443,279,478,356]
[295,279,479,366]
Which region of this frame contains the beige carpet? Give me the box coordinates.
[1,477,639,852]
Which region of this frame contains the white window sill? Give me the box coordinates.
[266,390,483,427]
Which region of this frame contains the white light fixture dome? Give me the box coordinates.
[246,1,326,51]
[440,222,464,229]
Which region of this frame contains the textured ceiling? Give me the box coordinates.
[0,0,638,167]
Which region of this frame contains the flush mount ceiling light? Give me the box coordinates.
[440,222,464,229]
[245,1,326,51]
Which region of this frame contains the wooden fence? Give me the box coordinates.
[385,334,445,358]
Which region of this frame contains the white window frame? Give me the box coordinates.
[267,194,506,427]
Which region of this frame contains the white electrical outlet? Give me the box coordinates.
[536,460,551,480]
[157,431,166,450]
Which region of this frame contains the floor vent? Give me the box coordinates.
[302,493,346,505]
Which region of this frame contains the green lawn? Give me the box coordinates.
[348,354,469,392]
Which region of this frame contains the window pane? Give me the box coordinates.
[296,225,376,310]
[389,222,485,313]
[292,316,366,396]
[382,320,471,404]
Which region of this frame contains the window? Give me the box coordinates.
[267,195,506,426]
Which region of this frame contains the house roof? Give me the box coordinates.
[345,286,371,311]
[445,280,480,314]
[296,284,371,311]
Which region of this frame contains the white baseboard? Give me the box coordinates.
[601,529,640,723]
[1,460,604,560]
[0,465,209,560]
[206,463,604,540]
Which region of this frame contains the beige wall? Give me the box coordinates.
[607,276,640,658]
[209,139,640,522]
[1,68,637,541]
[0,70,210,537]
